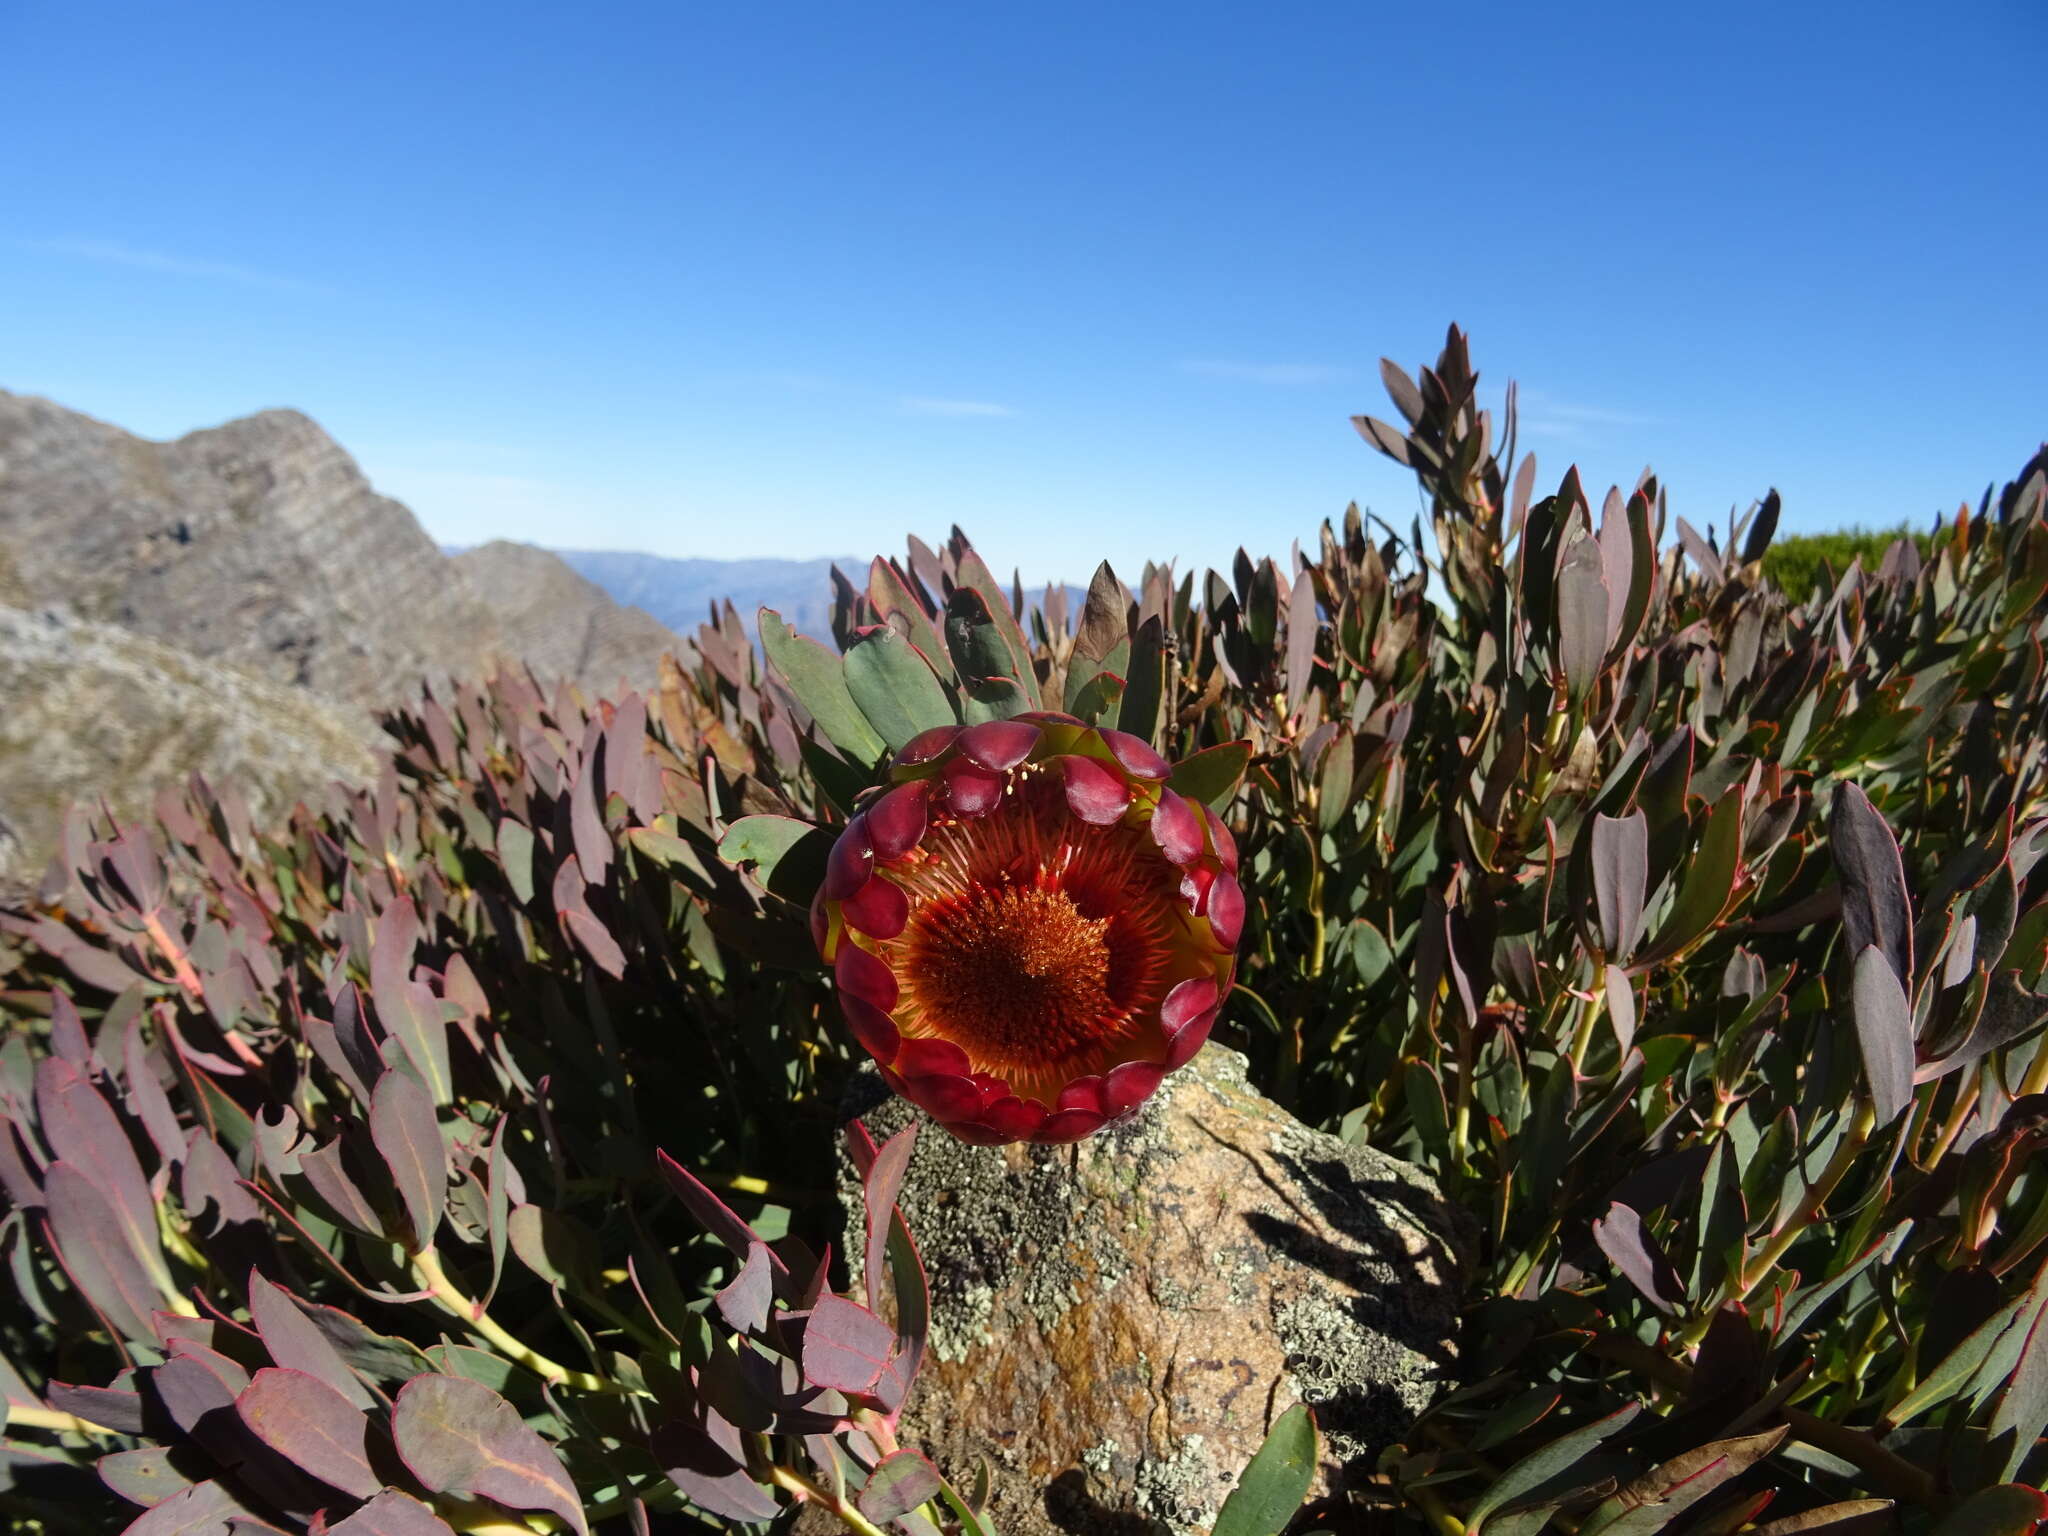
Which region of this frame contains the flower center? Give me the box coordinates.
[901,881,1118,1073]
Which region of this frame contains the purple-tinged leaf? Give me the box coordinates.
[1751,1501,1894,1534]
[846,1120,931,1413]
[0,1116,41,1208]
[570,751,613,885]
[1604,965,1637,1053]
[1928,1485,2048,1535]
[181,1133,262,1234]
[235,1367,382,1498]
[1592,1201,1686,1314]
[247,1271,376,1411]
[47,1377,147,1432]
[325,1490,459,1535]
[392,1374,588,1536]
[552,857,627,979]
[251,1106,303,1180]
[380,981,453,1108]
[298,1139,390,1239]
[153,1344,252,1432]
[803,1295,895,1395]
[43,1160,160,1341]
[369,1070,445,1253]
[862,1124,918,1314]
[304,997,376,1104]
[654,1417,782,1522]
[716,1241,774,1336]
[100,1445,197,1508]
[1283,574,1318,719]
[1589,812,1650,960]
[1557,540,1611,705]
[1832,784,1914,990]
[119,1478,246,1535]
[49,991,92,1065]
[123,1026,187,1168]
[369,899,420,1020]
[657,1151,793,1291]
[34,1058,163,1283]
[1851,945,1915,1124]
[860,1449,945,1524]
[1609,1427,1788,1525]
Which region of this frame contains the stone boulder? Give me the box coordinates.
[838,1046,1470,1536]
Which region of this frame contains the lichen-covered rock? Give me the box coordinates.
[838,1045,1470,1536]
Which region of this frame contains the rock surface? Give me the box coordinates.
[839,1046,1469,1536]
[0,390,504,707]
[449,540,686,696]
[0,603,377,885]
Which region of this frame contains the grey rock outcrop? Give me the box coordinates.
[0,390,504,707]
[0,603,376,885]
[450,540,686,697]
[838,1046,1470,1536]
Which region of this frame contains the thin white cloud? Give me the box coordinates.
[1182,360,1352,386]
[1517,391,1660,440]
[14,237,334,295]
[899,396,1017,418]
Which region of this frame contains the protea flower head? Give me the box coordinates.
[811,713,1241,1144]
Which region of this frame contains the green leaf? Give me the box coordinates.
[718,815,834,903]
[1169,741,1253,811]
[1212,1403,1318,1536]
[1465,1402,1642,1531]
[1117,615,1168,746]
[843,624,957,752]
[760,609,888,766]
[1639,785,1745,964]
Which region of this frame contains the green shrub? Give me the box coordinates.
[1762,525,1938,600]
[1,325,2045,1533]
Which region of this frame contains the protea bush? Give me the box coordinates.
[0,326,2046,1534]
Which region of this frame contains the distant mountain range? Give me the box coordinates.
[551,548,849,641]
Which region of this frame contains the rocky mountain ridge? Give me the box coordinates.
[0,389,690,880]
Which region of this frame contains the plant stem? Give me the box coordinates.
[769,1464,893,1536]
[4,1405,107,1435]
[1567,985,1605,1072]
[412,1248,624,1395]
[1408,1481,1467,1535]
[1738,1101,1877,1300]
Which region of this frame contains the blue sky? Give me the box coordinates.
[3,2,2042,588]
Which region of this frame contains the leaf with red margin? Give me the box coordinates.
[861,1125,917,1314]
[803,1295,895,1395]
[653,1418,781,1523]
[369,1070,445,1253]
[391,1374,588,1536]
[235,1367,382,1498]
[43,1160,159,1341]
[324,1490,459,1535]
[246,1271,375,1410]
[859,1449,945,1524]
[118,1478,255,1535]
[35,1058,165,1287]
